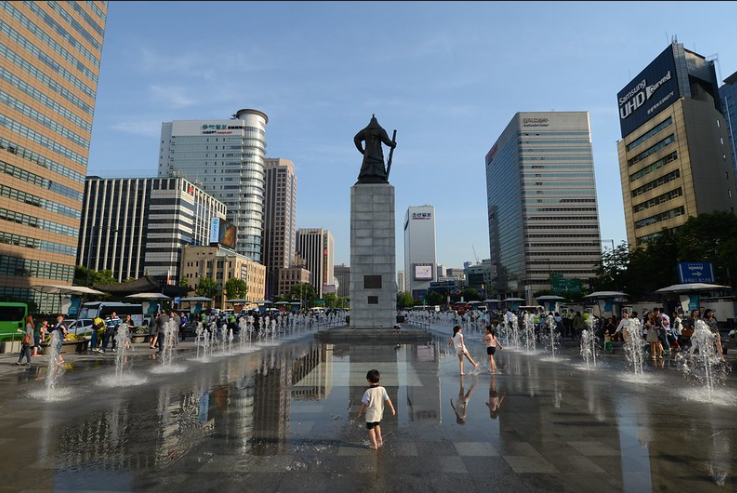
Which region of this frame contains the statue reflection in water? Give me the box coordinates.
[450,375,475,424]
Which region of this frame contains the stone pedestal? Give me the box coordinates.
[350,183,396,329]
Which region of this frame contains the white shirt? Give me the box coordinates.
[361,386,389,423]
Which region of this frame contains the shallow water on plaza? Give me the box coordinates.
[2,327,737,493]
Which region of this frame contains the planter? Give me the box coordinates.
[39,340,89,354]
[0,340,22,354]
[130,334,149,344]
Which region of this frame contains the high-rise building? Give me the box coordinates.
[403,205,437,300]
[78,177,226,284]
[485,112,601,301]
[296,228,334,298]
[158,109,268,262]
[617,42,736,246]
[334,264,350,298]
[719,70,737,186]
[263,158,297,300]
[0,2,108,311]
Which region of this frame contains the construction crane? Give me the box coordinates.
[472,245,480,265]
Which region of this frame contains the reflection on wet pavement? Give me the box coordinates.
[1,328,736,493]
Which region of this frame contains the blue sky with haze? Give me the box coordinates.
[88,1,737,269]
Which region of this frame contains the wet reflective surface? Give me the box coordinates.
[1,326,736,493]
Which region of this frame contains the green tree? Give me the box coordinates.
[462,288,481,301]
[592,242,630,292]
[289,282,316,308]
[178,277,190,288]
[196,277,219,300]
[323,292,338,308]
[425,291,444,306]
[224,277,248,300]
[397,291,415,308]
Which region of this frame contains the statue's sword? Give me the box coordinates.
[386,129,397,179]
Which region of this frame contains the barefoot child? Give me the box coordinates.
[483,325,503,372]
[357,369,396,449]
[448,325,479,375]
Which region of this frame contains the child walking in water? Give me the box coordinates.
[483,325,503,373]
[357,369,396,450]
[448,325,479,375]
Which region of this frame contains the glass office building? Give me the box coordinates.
[719,70,737,188]
[159,109,268,262]
[485,112,601,301]
[0,2,108,311]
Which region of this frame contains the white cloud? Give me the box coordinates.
[149,85,196,108]
[110,120,162,137]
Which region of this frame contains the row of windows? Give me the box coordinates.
[525,207,598,213]
[629,151,677,182]
[0,253,75,279]
[528,242,602,248]
[626,117,673,152]
[0,89,89,147]
[0,47,93,115]
[67,1,105,37]
[632,187,683,214]
[636,227,682,245]
[520,147,592,154]
[0,229,77,256]
[0,206,78,237]
[1,1,100,68]
[519,132,589,137]
[0,35,95,101]
[0,182,80,219]
[525,164,593,170]
[528,216,599,221]
[0,113,87,166]
[82,1,106,21]
[523,173,594,178]
[0,160,82,200]
[632,169,680,198]
[0,65,90,131]
[44,1,102,50]
[527,234,601,239]
[0,10,98,87]
[628,134,675,167]
[521,156,593,162]
[523,189,595,196]
[524,198,596,204]
[528,251,600,257]
[635,206,685,229]
[526,225,599,230]
[519,139,591,145]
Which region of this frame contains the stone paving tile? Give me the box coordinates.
[503,455,559,474]
[454,441,499,456]
[566,440,621,456]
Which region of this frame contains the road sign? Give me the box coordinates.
[678,262,715,284]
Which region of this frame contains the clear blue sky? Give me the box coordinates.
[88,1,737,270]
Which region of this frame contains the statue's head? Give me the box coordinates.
[368,115,380,128]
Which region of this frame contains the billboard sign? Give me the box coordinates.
[209,217,237,250]
[678,262,715,284]
[617,45,680,138]
[414,264,434,281]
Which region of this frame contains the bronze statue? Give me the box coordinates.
[354,115,397,183]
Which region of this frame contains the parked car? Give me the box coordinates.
[62,318,95,338]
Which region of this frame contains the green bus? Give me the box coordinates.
[0,302,28,341]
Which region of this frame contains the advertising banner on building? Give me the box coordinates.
[617,45,680,138]
[209,217,237,249]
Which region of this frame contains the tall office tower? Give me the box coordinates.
[719,70,737,185]
[0,2,107,311]
[618,43,736,247]
[263,158,297,300]
[78,177,226,284]
[403,205,437,299]
[159,108,268,262]
[334,264,350,298]
[485,112,602,301]
[296,228,334,299]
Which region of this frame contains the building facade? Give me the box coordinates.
[396,270,405,294]
[0,2,108,311]
[719,70,737,188]
[334,264,350,298]
[277,267,311,301]
[617,42,736,247]
[180,245,266,309]
[158,109,268,262]
[78,177,226,284]
[263,158,297,300]
[403,205,437,300]
[296,228,334,299]
[485,112,602,301]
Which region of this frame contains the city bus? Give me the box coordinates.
[0,302,28,341]
[78,302,144,326]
